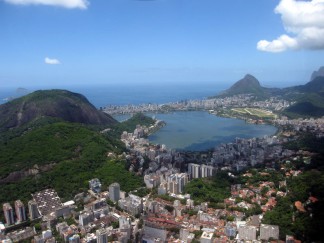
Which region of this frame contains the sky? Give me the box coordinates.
[0,0,324,88]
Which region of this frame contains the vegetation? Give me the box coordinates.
[107,113,155,138]
[131,187,151,198]
[263,170,324,241]
[0,120,143,205]
[239,169,284,187]
[0,89,116,131]
[284,133,324,154]
[184,171,234,207]
[96,160,143,192]
[282,77,324,118]
[284,99,324,118]
[0,122,123,178]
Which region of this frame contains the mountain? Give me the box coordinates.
[217,74,269,98]
[0,89,117,131]
[0,88,157,205]
[310,66,324,81]
[283,76,324,118]
[297,76,324,94]
[212,68,324,118]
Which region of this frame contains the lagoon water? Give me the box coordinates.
[116,111,277,151]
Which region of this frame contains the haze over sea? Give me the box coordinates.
[0,82,277,151]
[0,82,225,107]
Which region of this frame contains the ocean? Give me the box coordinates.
[0,82,226,107]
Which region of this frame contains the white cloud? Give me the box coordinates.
[257,0,324,52]
[45,57,60,65]
[4,0,89,9]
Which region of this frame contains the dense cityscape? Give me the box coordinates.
[1,111,323,242]
[103,95,291,118]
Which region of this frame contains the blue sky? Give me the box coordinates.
[0,0,323,88]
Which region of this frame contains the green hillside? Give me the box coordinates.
[0,121,142,203]
[0,122,123,179]
[107,113,156,137]
[283,77,324,118]
[0,89,117,131]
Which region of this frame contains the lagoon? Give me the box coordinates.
[144,111,277,151]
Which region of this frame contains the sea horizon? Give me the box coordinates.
[0,82,227,108]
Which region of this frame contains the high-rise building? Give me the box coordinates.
[109,182,120,202]
[96,229,108,243]
[28,200,40,220]
[15,200,27,222]
[79,212,94,226]
[167,173,188,194]
[188,163,200,179]
[3,203,15,225]
[188,163,214,179]
[177,173,188,193]
[201,165,214,178]
[168,181,179,194]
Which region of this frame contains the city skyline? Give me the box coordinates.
[1,0,323,88]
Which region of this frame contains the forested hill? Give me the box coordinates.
[0,89,157,209]
[0,89,117,131]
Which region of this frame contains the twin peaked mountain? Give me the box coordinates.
[217,67,324,117]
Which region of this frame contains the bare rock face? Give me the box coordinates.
[0,164,56,184]
[311,66,324,81]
